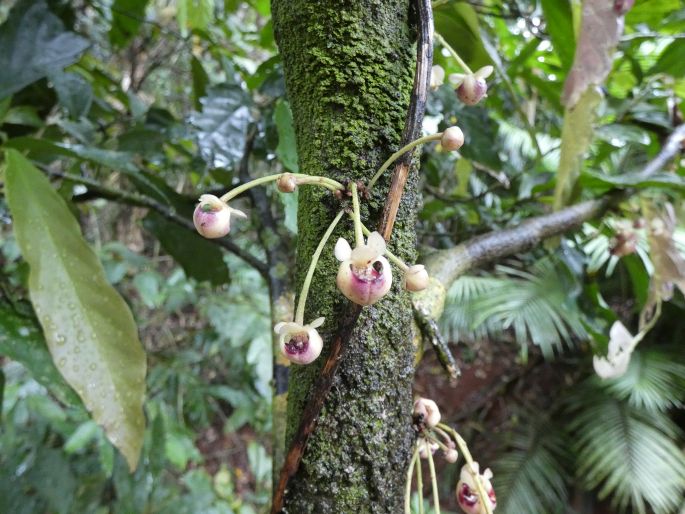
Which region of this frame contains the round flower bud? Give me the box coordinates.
[413,397,441,428]
[193,194,246,239]
[441,126,465,151]
[444,448,459,463]
[277,173,298,193]
[404,264,429,292]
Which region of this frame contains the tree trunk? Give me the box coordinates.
[272,0,419,511]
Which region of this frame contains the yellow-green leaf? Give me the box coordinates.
[4,149,146,471]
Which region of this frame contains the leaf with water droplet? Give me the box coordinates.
[4,149,146,472]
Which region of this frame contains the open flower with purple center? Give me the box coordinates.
[193,194,247,239]
[335,231,392,306]
[274,317,325,365]
[456,462,497,514]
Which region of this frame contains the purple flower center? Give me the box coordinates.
[458,483,478,507]
[285,334,309,355]
[350,260,384,283]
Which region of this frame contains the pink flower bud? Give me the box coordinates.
[440,126,465,151]
[418,439,439,459]
[277,173,298,193]
[193,194,247,239]
[456,463,497,514]
[444,448,459,463]
[454,66,494,106]
[335,232,392,306]
[274,318,325,365]
[413,397,441,428]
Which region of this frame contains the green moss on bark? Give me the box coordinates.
[273,0,421,511]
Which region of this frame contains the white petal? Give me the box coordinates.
[309,317,325,329]
[274,322,286,334]
[334,238,352,262]
[474,65,494,79]
[229,206,248,219]
[448,73,465,86]
[366,231,386,254]
[608,321,634,354]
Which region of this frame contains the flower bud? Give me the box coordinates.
[440,126,465,151]
[454,66,494,106]
[274,318,325,365]
[277,173,298,193]
[413,397,441,428]
[193,194,247,239]
[335,232,392,306]
[404,264,429,292]
[444,448,459,463]
[456,463,497,514]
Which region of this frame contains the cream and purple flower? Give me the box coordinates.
[335,231,392,306]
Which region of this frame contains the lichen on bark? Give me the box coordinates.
[272,0,420,511]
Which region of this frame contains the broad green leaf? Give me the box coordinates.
[0,301,78,405]
[553,88,602,209]
[540,0,575,70]
[190,85,251,169]
[580,169,685,193]
[274,99,299,172]
[434,3,491,70]
[50,71,93,119]
[109,0,150,48]
[4,149,146,471]
[650,38,685,77]
[0,0,89,99]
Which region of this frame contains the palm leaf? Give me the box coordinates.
[441,257,587,358]
[603,349,685,412]
[494,416,570,514]
[566,383,685,514]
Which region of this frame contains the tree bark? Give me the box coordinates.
[272,1,418,511]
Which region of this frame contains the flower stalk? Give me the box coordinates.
[426,446,441,514]
[405,446,420,514]
[350,181,364,247]
[367,133,443,191]
[434,31,473,75]
[220,173,344,203]
[295,210,345,325]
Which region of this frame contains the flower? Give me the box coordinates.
[440,126,465,151]
[456,462,497,514]
[193,194,247,239]
[450,65,494,106]
[430,65,445,89]
[335,231,392,306]
[593,321,635,379]
[413,397,441,428]
[418,439,439,459]
[274,317,325,365]
[404,264,429,292]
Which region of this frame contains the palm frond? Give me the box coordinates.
[494,416,570,514]
[441,258,587,358]
[565,383,685,514]
[603,349,685,412]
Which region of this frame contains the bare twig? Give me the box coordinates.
[414,306,460,383]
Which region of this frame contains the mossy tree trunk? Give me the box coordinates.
[272,1,420,511]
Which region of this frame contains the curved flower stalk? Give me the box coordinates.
[273,210,344,365]
[193,194,247,238]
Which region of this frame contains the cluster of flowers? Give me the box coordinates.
[410,398,496,514]
[192,125,470,367]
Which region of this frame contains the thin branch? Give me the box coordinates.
[424,124,685,286]
[414,306,460,383]
[271,0,434,511]
[378,0,434,239]
[42,167,270,277]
